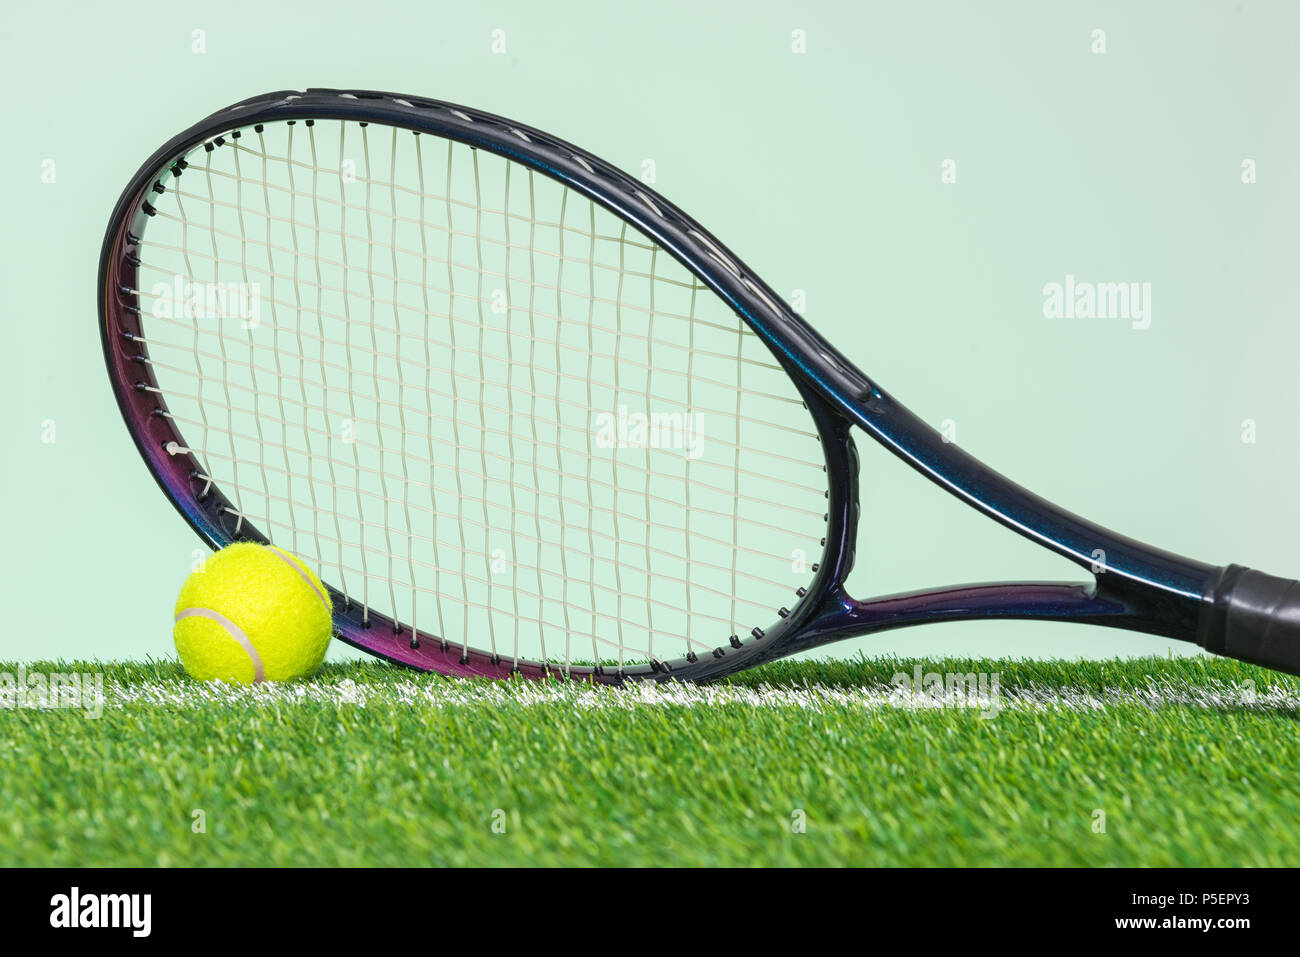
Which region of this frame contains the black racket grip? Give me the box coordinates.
[1202,565,1300,675]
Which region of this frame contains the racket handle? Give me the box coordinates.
[1202,565,1300,675]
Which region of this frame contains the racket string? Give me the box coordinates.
[132,253,802,410]
[137,118,826,669]
[173,150,698,289]
[131,290,816,468]
[134,339,824,523]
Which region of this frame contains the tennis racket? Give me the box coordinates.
[100,88,1300,683]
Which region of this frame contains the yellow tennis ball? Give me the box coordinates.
[173,542,333,684]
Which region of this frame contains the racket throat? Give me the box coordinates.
[798,580,1182,649]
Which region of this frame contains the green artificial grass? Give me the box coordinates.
[0,655,1295,866]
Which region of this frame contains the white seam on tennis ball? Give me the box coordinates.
[174,607,266,684]
[265,545,329,610]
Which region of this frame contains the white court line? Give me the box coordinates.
[101,676,1299,714]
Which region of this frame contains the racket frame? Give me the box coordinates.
[101,88,1222,683]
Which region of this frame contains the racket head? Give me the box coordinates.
[100,89,863,682]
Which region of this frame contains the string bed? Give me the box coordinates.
[132,119,827,672]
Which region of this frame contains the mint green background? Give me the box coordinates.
[3,0,1298,665]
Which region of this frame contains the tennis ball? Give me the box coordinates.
[173,542,333,684]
